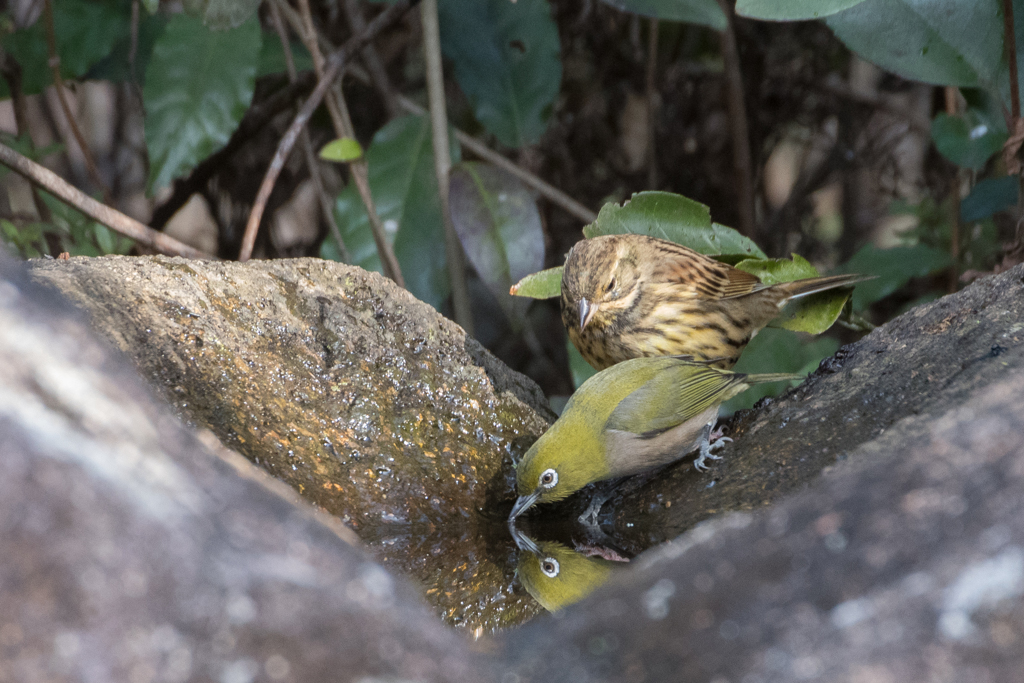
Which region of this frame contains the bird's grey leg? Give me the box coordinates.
[693,420,731,472]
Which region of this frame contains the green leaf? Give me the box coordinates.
[583,191,767,258]
[931,112,1006,170]
[723,328,838,413]
[324,115,460,311]
[511,266,564,299]
[735,254,851,334]
[836,244,951,310]
[961,176,1019,223]
[144,14,261,192]
[182,0,262,29]
[320,138,365,162]
[736,0,865,21]
[825,0,1003,89]
[567,338,598,389]
[256,34,314,77]
[449,162,544,330]
[734,253,819,284]
[438,0,561,148]
[84,12,168,86]
[601,0,727,29]
[0,0,131,97]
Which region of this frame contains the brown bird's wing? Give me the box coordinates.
[650,241,764,300]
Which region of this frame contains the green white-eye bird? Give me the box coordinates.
[511,532,625,612]
[509,356,801,520]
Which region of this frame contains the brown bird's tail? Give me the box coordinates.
[774,273,874,302]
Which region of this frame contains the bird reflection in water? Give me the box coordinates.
[509,524,628,612]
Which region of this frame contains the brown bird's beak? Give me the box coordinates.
[578,298,598,330]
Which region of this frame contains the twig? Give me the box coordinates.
[238,0,413,263]
[945,86,961,293]
[43,0,112,204]
[420,0,472,333]
[0,141,211,259]
[645,17,659,189]
[283,0,402,283]
[342,0,401,118]
[1004,0,1020,122]
[716,0,755,237]
[268,0,350,263]
[0,50,53,224]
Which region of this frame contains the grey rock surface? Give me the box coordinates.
[0,252,489,682]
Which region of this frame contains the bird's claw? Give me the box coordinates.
[693,436,731,472]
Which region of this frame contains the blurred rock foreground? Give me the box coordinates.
[3,251,1024,681]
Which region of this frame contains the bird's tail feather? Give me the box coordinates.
[778,273,874,301]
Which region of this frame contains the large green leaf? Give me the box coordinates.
[735,254,852,334]
[836,244,951,310]
[583,192,767,258]
[931,111,1006,171]
[182,0,262,29]
[143,14,261,192]
[825,0,1003,90]
[323,115,460,311]
[601,0,727,29]
[736,0,865,21]
[449,162,544,330]
[438,0,561,148]
[1,0,131,96]
[723,328,839,413]
[85,12,168,86]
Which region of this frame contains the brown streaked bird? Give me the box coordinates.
[561,234,867,370]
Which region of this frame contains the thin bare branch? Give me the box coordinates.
[282,0,402,283]
[1004,0,1020,122]
[43,0,112,204]
[0,141,211,259]
[420,0,472,333]
[343,0,401,118]
[645,17,659,190]
[238,0,413,263]
[0,49,53,224]
[268,0,350,263]
[717,0,755,237]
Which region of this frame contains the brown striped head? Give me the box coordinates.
[561,235,645,332]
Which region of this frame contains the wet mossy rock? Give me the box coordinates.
[30,256,553,532]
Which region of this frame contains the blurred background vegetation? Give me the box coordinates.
[1,0,1020,410]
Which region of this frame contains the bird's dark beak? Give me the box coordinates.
[509,526,541,554]
[578,298,598,330]
[510,490,541,521]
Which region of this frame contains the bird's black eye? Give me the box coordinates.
[541,558,560,578]
[605,277,616,293]
[539,468,558,488]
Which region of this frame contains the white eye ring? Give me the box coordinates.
[540,557,560,578]
[539,468,558,489]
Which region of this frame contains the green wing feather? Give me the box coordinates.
[605,362,744,435]
[605,361,801,435]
